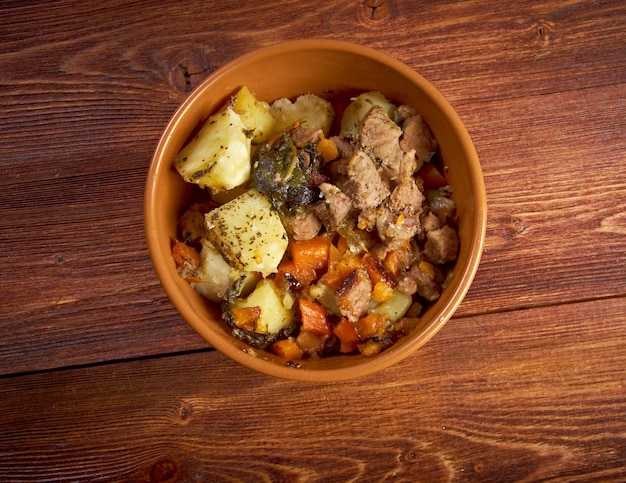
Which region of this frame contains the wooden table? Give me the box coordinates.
[1,1,624,481]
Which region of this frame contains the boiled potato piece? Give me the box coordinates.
[231,279,295,334]
[204,188,288,277]
[173,107,251,193]
[340,91,399,136]
[270,93,335,136]
[230,86,274,144]
[371,290,413,323]
[191,238,235,303]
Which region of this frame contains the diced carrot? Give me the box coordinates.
[354,313,386,340]
[418,261,436,280]
[290,236,331,272]
[231,306,261,331]
[172,240,201,269]
[417,162,447,189]
[296,330,327,355]
[383,242,413,276]
[333,317,359,353]
[317,136,339,163]
[358,339,386,357]
[320,251,363,290]
[299,298,331,336]
[336,235,349,255]
[362,253,396,287]
[276,259,318,287]
[270,337,303,360]
[372,281,395,303]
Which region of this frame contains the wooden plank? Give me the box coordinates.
[0,0,624,375]
[0,297,624,481]
[455,81,626,316]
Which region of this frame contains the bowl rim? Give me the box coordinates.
[145,38,487,382]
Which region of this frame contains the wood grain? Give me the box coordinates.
[0,1,625,479]
[1,0,624,375]
[1,297,624,481]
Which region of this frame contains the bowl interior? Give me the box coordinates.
[145,39,486,382]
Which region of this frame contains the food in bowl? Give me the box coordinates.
[170,86,459,361]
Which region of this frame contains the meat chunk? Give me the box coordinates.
[376,207,422,250]
[359,106,405,176]
[318,182,355,229]
[374,178,424,249]
[424,225,459,264]
[400,114,438,168]
[387,178,424,217]
[396,262,441,302]
[343,149,390,210]
[329,133,357,160]
[290,126,323,148]
[280,211,322,240]
[421,211,441,233]
[335,268,372,322]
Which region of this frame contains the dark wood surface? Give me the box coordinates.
[1,1,624,481]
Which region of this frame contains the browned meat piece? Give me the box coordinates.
[373,178,424,248]
[335,268,372,322]
[280,211,322,240]
[358,106,405,175]
[325,157,350,183]
[177,201,216,244]
[421,211,441,233]
[387,178,424,217]
[318,183,355,229]
[290,127,323,148]
[344,149,390,210]
[329,133,357,160]
[357,207,379,231]
[399,114,438,167]
[376,207,422,250]
[396,263,441,301]
[424,225,459,264]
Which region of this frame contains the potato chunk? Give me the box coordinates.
[173,107,251,193]
[204,188,288,277]
[340,91,399,136]
[230,86,275,143]
[270,93,335,136]
[191,239,234,303]
[231,279,294,334]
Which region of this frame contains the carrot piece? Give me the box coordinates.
[372,281,395,303]
[321,251,362,290]
[333,317,359,353]
[354,313,386,339]
[231,306,261,331]
[172,240,201,269]
[418,261,436,280]
[299,298,332,336]
[383,242,413,276]
[317,136,339,163]
[270,337,303,360]
[336,235,349,255]
[362,253,396,287]
[276,259,318,287]
[290,236,331,272]
[417,162,447,189]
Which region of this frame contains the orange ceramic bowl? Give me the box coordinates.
[145,39,486,382]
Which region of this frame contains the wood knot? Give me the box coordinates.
[511,216,528,235]
[149,458,180,483]
[358,0,395,28]
[177,399,194,423]
[529,19,556,47]
[168,48,214,92]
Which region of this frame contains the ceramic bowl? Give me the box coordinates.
[145,39,486,382]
